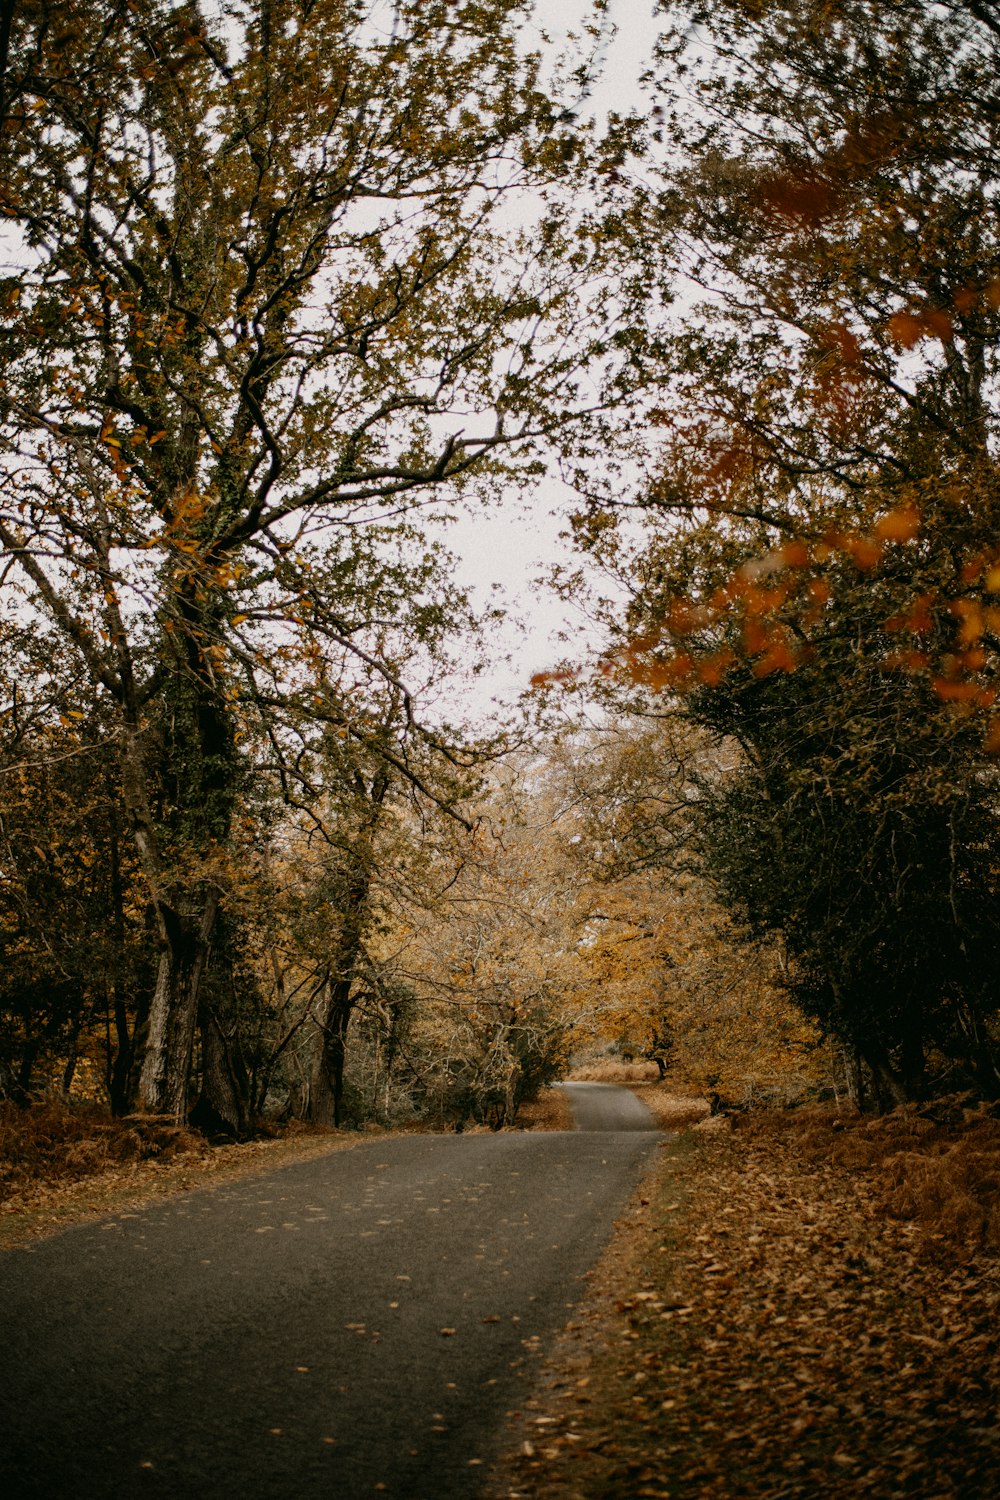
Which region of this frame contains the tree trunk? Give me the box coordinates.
[306,798,385,1126]
[959,999,1000,1092]
[108,999,134,1115]
[60,1028,80,1097]
[16,1037,39,1103]
[845,1045,867,1112]
[191,1001,249,1136]
[137,897,218,1121]
[898,1009,926,1099]
[120,627,234,1124]
[861,1044,910,1110]
[191,919,254,1134]
[310,979,354,1127]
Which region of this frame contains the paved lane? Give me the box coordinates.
[559,1080,657,1131]
[1,1102,657,1500]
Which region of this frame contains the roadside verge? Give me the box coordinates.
[486,1106,1000,1498]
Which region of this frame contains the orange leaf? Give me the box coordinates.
[951,599,985,645]
[752,641,798,676]
[874,506,919,542]
[923,308,954,341]
[697,648,736,686]
[761,172,841,225]
[887,311,923,349]
[842,536,884,569]
[777,539,810,568]
[886,593,935,635]
[933,678,979,702]
[743,620,769,655]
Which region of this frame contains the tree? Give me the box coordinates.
[614,0,1000,700]
[684,636,1000,1103]
[544,721,825,1106]
[0,0,614,1119]
[562,0,1000,1102]
[380,758,579,1128]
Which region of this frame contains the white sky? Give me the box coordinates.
[443,0,663,725]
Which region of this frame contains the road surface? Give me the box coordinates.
[0,1084,658,1499]
[557,1079,657,1131]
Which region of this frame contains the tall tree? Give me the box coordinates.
[0,0,613,1118]
[565,0,1000,1100]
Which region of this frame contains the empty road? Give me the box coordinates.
[1,1083,658,1499]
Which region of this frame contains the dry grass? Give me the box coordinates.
[0,1101,355,1249]
[518,1086,575,1132]
[626,1086,713,1131]
[738,1098,1000,1259]
[567,1058,665,1084]
[0,1100,209,1190]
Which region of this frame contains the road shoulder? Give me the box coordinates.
[485,1111,1000,1498]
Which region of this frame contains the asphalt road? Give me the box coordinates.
[556,1080,657,1132]
[0,1084,658,1500]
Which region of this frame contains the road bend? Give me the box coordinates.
[1,1084,657,1500]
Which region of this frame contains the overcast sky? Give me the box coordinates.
[443,0,663,725]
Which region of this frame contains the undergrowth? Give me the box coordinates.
[738,1097,1000,1258]
[0,1101,210,1193]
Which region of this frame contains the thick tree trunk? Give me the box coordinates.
[137,897,218,1121]
[191,1001,249,1136]
[310,980,354,1128]
[120,619,234,1125]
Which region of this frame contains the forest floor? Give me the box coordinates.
[488,1068,1000,1499]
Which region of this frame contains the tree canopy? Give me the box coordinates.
[4,0,999,1124]
[560,0,1000,1102]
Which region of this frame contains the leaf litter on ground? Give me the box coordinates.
[486,1097,1000,1499]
